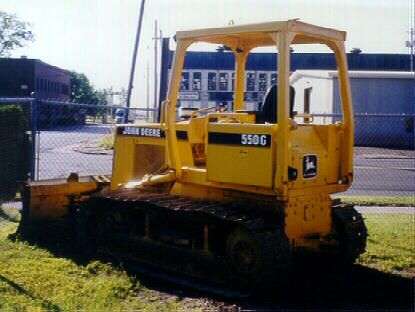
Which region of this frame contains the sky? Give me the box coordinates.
[2,0,413,107]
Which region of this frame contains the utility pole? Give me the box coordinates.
[146,61,150,120]
[407,0,415,72]
[411,28,414,72]
[126,0,146,121]
[153,20,163,121]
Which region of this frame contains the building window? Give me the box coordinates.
[180,72,189,91]
[231,72,235,91]
[219,72,229,91]
[208,72,217,91]
[304,87,312,114]
[258,73,267,91]
[192,72,201,90]
[246,72,255,91]
[270,73,277,86]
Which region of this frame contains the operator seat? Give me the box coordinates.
[256,84,296,123]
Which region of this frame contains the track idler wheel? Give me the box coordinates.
[332,205,368,266]
[226,227,291,291]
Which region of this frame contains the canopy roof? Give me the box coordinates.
[176,19,346,49]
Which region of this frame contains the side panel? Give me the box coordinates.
[289,124,343,190]
[285,193,332,242]
[206,123,274,188]
[111,125,165,189]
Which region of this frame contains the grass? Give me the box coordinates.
[0,208,413,310]
[99,134,115,150]
[358,214,415,274]
[336,195,415,207]
[0,217,197,311]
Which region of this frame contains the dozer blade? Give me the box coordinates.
[21,174,110,221]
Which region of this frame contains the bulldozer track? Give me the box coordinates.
[332,203,368,264]
[72,189,366,294]
[95,188,279,231]
[75,188,289,293]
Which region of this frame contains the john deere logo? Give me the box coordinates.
[303,155,317,178]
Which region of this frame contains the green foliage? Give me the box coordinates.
[69,71,111,116]
[358,214,415,273]
[0,105,30,201]
[69,71,100,104]
[0,11,34,57]
[99,134,115,150]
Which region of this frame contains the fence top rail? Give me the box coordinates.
[0,98,413,117]
[39,99,157,111]
[0,97,157,111]
[310,113,415,117]
[0,97,35,103]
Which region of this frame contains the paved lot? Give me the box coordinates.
[347,147,415,196]
[37,124,114,180]
[36,125,414,196]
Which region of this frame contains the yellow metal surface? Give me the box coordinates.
[26,178,101,219]
[206,123,274,188]
[165,21,353,200]
[285,193,332,244]
[111,124,165,189]
[175,20,346,45]
[27,20,355,252]
[106,19,355,245]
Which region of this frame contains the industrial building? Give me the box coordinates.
[291,70,414,149]
[159,44,411,111]
[157,40,413,148]
[0,57,71,100]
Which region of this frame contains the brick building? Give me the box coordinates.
[0,57,70,100]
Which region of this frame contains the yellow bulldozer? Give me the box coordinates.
[20,19,367,291]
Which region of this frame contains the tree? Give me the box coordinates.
[0,11,34,56]
[95,89,109,105]
[70,71,100,104]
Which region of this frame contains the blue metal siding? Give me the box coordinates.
[168,51,411,72]
[333,78,415,149]
[334,78,414,114]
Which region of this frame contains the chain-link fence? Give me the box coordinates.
[0,97,155,213]
[30,99,155,180]
[301,113,415,196]
[0,99,413,212]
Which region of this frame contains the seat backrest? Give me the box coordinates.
[256,84,295,123]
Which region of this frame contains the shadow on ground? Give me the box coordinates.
[12,223,414,312]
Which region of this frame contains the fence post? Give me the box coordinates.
[29,96,38,181]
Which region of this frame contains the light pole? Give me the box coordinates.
[126,0,146,122]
